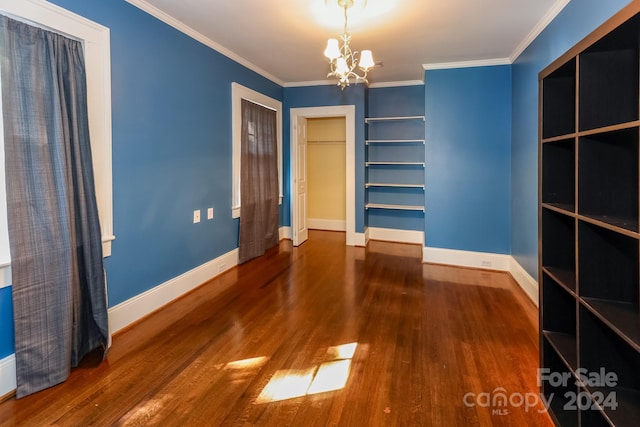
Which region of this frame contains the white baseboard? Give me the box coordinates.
[279,226,292,241]
[423,246,512,270]
[108,248,239,333]
[353,231,367,247]
[369,227,424,245]
[509,258,539,306]
[0,354,16,399]
[422,246,538,306]
[307,218,346,232]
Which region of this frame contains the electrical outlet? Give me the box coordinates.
[207,207,214,220]
[481,260,492,267]
[193,209,201,223]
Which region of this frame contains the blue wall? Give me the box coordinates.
[367,85,425,117]
[511,0,631,279]
[283,85,367,232]
[425,66,512,254]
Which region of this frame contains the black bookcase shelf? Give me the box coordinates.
[542,138,575,212]
[578,221,639,350]
[542,340,579,427]
[542,266,577,295]
[543,273,578,369]
[539,4,640,425]
[579,307,640,426]
[578,128,639,233]
[578,15,640,132]
[582,298,640,351]
[543,60,576,139]
[542,208,576,293]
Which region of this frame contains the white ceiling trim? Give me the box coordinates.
[422,58,511,71]
[283,79,337,88]
[124,0,284,86]
[285,79,425,89]
[509,0,571,62]
[369,80,424,88]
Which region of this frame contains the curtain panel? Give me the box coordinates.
[0,15,109,397]
[238,99,279,264]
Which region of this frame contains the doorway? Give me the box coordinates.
[290,106,356,246]
[307,117,346,232]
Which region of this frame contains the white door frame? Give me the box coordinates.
[290,105,356,246]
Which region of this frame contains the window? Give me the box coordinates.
[231,82,282,219]
[0,0,113,282]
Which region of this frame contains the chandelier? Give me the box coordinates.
[323,0,375,89]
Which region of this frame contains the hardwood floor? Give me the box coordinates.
[0,231,552,426]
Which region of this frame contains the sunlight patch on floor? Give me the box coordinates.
[225,356,269,370]
[307,359,351,395]
[326,342,357,360]
[255,368,317,404]
[255,343,358,404]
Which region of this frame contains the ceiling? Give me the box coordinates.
[127,0,567,86]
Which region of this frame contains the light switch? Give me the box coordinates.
[207,208,214,220]
[193,209,201,223]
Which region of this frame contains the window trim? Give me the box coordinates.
[231,82,282,219]
[0,0,113,261]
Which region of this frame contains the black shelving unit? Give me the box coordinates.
[539,3,640,425]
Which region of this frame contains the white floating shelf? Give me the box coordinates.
[365,116,425,123]
[366,183,425,189]
[365,162,425,166]
[366,139,425,144]
[365,203,425,212]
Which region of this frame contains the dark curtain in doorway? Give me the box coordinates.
[0,16,109,397]
[238,99,279,263]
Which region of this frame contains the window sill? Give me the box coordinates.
[0,234,115,289]
[0,263,10,289]
[102,235,115,257]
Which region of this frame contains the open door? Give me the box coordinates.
[293,116,308,246]
[290,105,356,246]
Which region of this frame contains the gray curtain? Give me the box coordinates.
[0,16,109,398]
[238,99,279,263]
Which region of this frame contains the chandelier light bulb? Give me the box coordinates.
[336,56,349,75]
[324,38,340,60]
[359,50,374,71]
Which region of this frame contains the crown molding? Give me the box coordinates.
[124,0,284,86]
[368,80,424,88]
[510,0,571,62]
[283,79,337,88]
[284,79,425,89]
[422,58,511,71]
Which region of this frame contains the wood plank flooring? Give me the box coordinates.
[0,231,552,426]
